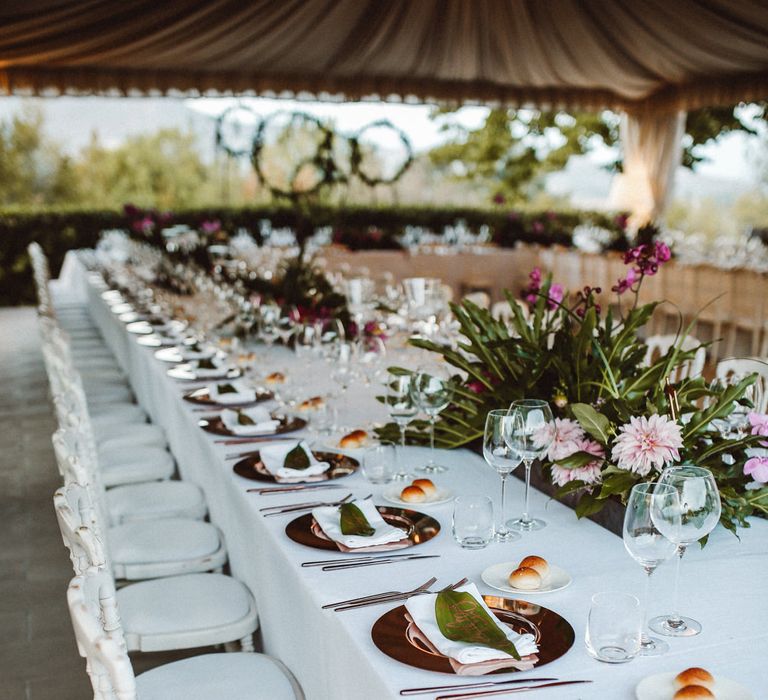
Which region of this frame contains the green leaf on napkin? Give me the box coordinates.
[197,357,217,369]
[435,590,521,660]
[339,503,375,536]
[237,410,255,425]
[218,383,238,394]
[284,444,311,470]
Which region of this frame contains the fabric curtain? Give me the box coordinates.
[609,111,686,227]
[0,0,766,109]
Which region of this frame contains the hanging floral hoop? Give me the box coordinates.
[215,103,261,158]
[349,119,414,187]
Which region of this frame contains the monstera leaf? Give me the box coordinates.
[284,444,311,470]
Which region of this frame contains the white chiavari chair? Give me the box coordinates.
[644,334,706,381]
[54,448,225,581]
[56,508,259,654]
[67,568,303,700]
[715,358,768,414]
[462,290,491,309]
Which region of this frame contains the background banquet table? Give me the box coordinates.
[59,253,767,699]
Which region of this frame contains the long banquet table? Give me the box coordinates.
[59,254,768,699]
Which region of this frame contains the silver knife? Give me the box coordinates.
[399,678,557,695]
[435,680,593,700]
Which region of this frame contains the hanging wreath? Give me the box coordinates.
[349,119,414,187]
[251,111,342,199]
[215,103,261,159]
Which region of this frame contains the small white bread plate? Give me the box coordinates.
[481,561,572,595]
[636,672,754,700]
[382,486,453,507]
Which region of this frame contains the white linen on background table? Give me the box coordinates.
[71,255,768,700]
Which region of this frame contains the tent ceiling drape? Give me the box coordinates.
[1,0,767,111]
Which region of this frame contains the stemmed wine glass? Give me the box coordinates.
[503,399,553,531]
[258,304,279,351]
[483,410,522,542]
[358,336,386,386]
[386,375,417,481]
[649,465,722,637]
[623,482,681,656]
[330,341,356,397]
[410,365,454,474]
[276,306,298,347]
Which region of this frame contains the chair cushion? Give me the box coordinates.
[105,480,206,523]
[117,574,253,637]
[109,519,221,565]
[92,404,147,428]
[86,385,133,405]
[136,653,298,700]
[96,423,166,449]
[99,447,174,486]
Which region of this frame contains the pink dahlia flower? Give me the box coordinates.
[744,456,768,483]
[611,414,683,476]
[550,438,604,487]
[748,412,768,446]
[534,417,585,461]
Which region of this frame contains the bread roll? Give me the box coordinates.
[675,668,715,691]
[673,686,715,699]
[412,478,437,498]
[265,371,286,384]
[339,430,368,448]
[298,396,325,411]
[518,555,549,579]
[508,566,542,590]
[400,485,426,503]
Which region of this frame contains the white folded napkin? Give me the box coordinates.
[179,343,217,361]
[404,583,538,665]
[221,406,280,436]
[260,441,329,479]
[192,357,229,378]
[312,499,405,549]
[209,379,257,405]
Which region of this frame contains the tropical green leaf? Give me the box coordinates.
[283,444,311,470]
[434,590,520,660]
[217,383,237,394]
[339,503,375,536]
[571,403,610,444]
[554,451,599,469]
[237,410,255,425]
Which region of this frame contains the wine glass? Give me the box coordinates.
[503,399,553,531]
[258,304,279,351]
[276,306,298,346]
[358,335,386,386]
[294,324,317,360]
[330,341,356,397]
[483,410,522,542]
[649,465,722,637]
[386,374,417,481]
[623,482,681,656]
[410,365,454,474]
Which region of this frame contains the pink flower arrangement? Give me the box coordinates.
[744,456,768,483]
[200,219,222,235]
[748,412,768,446]
[612,241,671,295]
[550,438,604,487]
[521,267,564,310]
[536,417,584,461]
[610,414,683,476]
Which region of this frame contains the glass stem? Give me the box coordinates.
[399,424,406,450]
[667,544,687,629]
[499,473,508,534]
[429,414,436,464]
[522,460,532,524]
[641,567,654,646]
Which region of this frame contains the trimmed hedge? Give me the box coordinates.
[0,204,625,306]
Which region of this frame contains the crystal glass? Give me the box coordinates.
[257,304,279,350]
[361,443,395,484]
[649,465,722,637]
[358,335,386,386]
[410,365,454,474]
[294,324,317,359]
[452,495,493,549]
[483,410,522,542]
[330,341,356,398]
[622,482,680,656]
[385,374,417,481]
[276,306,298,346]
[503,399,553,531]
[585,592,642,663]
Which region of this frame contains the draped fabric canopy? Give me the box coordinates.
[1,0,767,111]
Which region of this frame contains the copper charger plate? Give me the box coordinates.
[198,414,306,436]
[371,595,574,674]
[184,386,273,406]
[285,506,440,551]
[233,450,358,482]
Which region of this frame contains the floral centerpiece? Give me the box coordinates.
[379,240,768,534]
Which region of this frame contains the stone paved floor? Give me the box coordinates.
[0,307,215,699]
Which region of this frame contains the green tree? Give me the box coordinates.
[429,104,766,204]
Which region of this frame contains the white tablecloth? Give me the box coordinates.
[65,257,768,699]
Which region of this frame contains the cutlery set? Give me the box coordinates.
[259,493,355,517]
[247,483,343,495]
[416,679,592,699]
[323,576,468,612]
[301,551,441,572]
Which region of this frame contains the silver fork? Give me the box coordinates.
[262,493,355,517]
[333,576,468,611]
[322,576,437,610]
